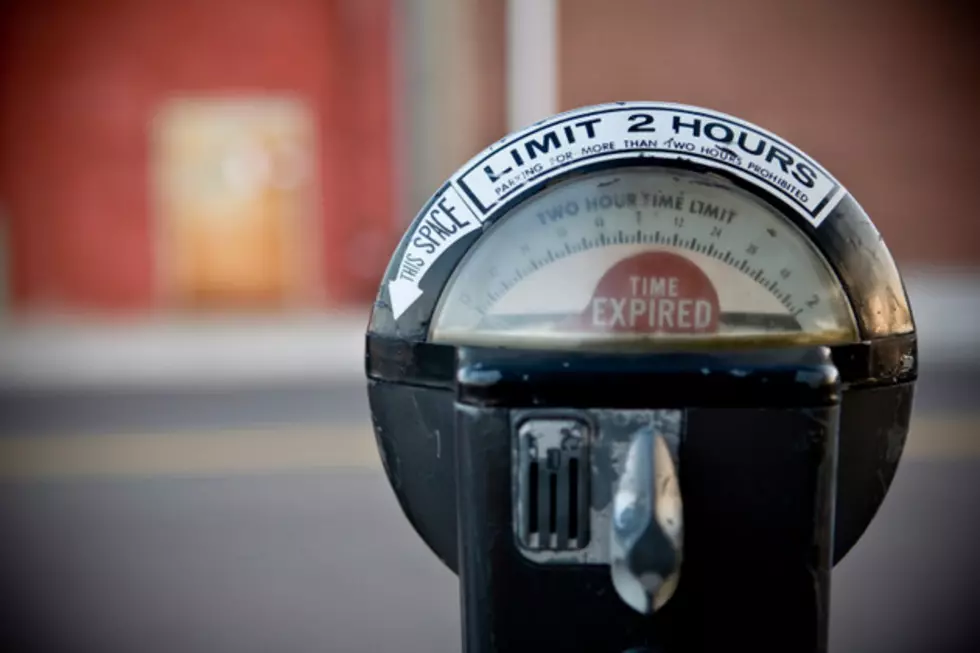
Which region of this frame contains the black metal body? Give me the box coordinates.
[453,346,840,653]
[366,333,914,572]
[364,103,919,653]
[365,157,917,571]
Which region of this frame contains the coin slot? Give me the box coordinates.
[528,460,539,542]
[548,468,558,541]
[515,417,591,554]
[568,457,579,541]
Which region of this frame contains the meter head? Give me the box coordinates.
[365,102,916,580]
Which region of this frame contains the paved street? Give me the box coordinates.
[0,363,976,653]
[0,459,977,653]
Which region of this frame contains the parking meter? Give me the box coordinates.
[364,103,916,652]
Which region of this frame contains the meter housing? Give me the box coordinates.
[365,102,916,572]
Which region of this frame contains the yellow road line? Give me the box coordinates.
[0,425,381,480]
[0,415,974,480]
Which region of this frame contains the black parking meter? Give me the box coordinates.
[365,103,917,653]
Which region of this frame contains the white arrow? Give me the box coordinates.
[388,279,424,319]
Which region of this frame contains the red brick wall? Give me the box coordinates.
[0,0,394,313]
[560,0,980,266]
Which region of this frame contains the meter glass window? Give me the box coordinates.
[431,167,858,350]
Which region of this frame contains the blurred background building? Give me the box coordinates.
[0,0,396,314]
[0,0,976,325]
[0,1,977,652]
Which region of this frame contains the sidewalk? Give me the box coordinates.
[0,311,371,390]
[0,269,976,390]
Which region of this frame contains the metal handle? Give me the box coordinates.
[611,418,684,614]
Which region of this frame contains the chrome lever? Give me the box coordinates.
[610,418,683,614]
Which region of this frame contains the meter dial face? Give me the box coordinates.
[431,167,859,350]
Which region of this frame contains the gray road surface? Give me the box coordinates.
[0,363,977,653]
[0,462,977,653]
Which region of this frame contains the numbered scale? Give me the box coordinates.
[432,167,857,349]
